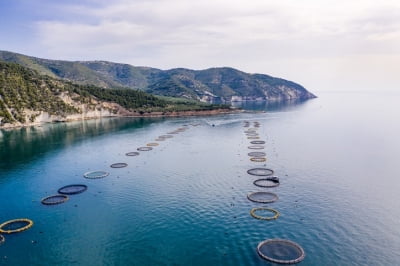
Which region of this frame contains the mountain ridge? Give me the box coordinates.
[0,50,316,102]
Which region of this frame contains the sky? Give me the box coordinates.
[0,0,399,92]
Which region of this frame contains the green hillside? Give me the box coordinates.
[0,61,226,126]
[0,51,316,102]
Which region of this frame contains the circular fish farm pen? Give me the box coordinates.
[159,135,173,139]
[137,147,153,151]
[58,184,88,195]
[126,152,140,156]
[257,239,305,264]
[41,195,69,205]
[155,138,165,141]
[0,219,33,234]
[247,167,274,176]
[0,234,4,244]
[110,163,128,168]
[83,171,109,179]
[248,152,267,158]
[247,191,278,203]
[250,157,267,162]
[248,145,265,150]
[248,136,260,139]
[250,140,266,145]
[250,207,280,220]
[253,177,280,188]
[146,143,159,147]
[246,133,259,137]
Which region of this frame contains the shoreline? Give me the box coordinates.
[0,108,243,130]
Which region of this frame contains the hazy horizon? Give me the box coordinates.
[1,0,399,92]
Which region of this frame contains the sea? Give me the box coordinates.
[0,91,399,265]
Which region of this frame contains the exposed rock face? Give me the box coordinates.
[1,93,123,129]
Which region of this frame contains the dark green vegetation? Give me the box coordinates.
[0,61,227,125]
[0,51,315,102]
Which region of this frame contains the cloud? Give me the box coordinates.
[29,0,400,90]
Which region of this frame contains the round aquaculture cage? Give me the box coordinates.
[253,177,280,188]
[155,138,165,141]
[257,239,305,264]
[126,152,140,156]
[0,234,4,244]
[137,147,153,151]
[250,157,267,162]
[247,167,274,176]
[250,140,266,145]
[110,163,128,168]
[83,171,109,179]
[247,191,278,203]
[244,129,257,133]
[248,136,260,139]
[159,135,173,139]
[167,131,179,134]
[248,152,267,158]
[0,219,33,234]
[250,207,280,220]
[248,145,265,150]
[58,184,88,195]
[146,143,159,147]
[41,195,69,205]
[246,133,259,137]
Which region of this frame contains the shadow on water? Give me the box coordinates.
[0,117,161,172]
[231,98,311,112]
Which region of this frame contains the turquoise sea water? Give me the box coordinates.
[1,91,400,265]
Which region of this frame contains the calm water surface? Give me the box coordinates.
[1,92,400,265]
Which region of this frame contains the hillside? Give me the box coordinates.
[0,51,316,102]
[0,61,230,127]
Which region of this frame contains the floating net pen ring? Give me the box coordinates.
[250,140,266,145]
[110,163,128,168]
[247,167,274,176]
[159,135,173,138]
[248,152,266,158]
[0,234,4,244]
[0,219,34,234]
[126,152,140,156]
[250,157,267,162]
[155,138,165,141]
[257,239,305,264]
[83,171,109,179]
[250,208,279,220]
[147,143,159,147]
[248,136,260,139]
[41,195,69,205]
[246,133,259,137]
[58,184,88,195]
[137,147,153,151]
[253,177,280,188]
[248,145,265,150]
[247,191,278,203]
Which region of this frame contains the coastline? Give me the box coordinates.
[0,108,242,130]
